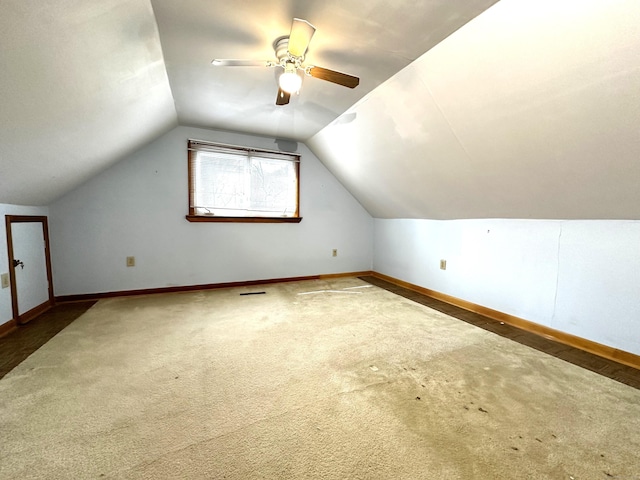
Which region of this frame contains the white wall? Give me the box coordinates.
[0,203,49,326]
[374,218,640,356]
[48,126,373,296]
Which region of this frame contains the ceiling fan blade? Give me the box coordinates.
[211,59,271,67]
[288,18,316,58]
[307,66,360,89]
[276,88,291,106]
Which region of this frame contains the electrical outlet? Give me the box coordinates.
[126,256,135,267]
[1,273,9,288]
[332,249,338,257]
[440,259,447,270]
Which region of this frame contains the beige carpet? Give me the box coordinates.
[1,278,639,479]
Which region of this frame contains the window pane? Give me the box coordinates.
[188,140,300,219]
[249,158,297,216]
[194,152,246,214]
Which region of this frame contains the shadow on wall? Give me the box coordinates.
[274,138,299,152]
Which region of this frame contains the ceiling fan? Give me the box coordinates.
[212,18,360,106]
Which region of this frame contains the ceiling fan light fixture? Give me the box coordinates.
[212,17,360,106]
[279,63,302,94]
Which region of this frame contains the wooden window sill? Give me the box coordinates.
[186,215,302,223]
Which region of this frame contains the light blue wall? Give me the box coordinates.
[374,218,640,356]
[48,126,374,296]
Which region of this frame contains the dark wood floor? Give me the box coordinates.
[0,301,96,379]
[360,275,640,390]
[2,281,639,390]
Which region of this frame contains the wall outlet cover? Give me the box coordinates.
[440,259,447,270]
[1,273,9,288]
[126,256,135,267]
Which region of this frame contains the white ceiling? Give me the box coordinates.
[151,0,499,140]
[1,0,639,220]
[0,0,177,206]
[0,0,497,206]
[309,0,640,219]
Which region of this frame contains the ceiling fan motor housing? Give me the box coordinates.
[274,37,304,67]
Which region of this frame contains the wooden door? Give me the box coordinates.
[5,216,54,324]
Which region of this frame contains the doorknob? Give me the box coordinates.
[13,259,24,269]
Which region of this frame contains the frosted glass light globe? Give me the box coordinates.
[279,64,302,93]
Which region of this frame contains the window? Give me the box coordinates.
[186,140,301,223]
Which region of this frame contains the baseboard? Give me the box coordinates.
[0,319,17,339]
[17,300,53,325]
[319,271,373,280]
[49,269,640,370]
[371,271,640,371]
[56,271,375,303]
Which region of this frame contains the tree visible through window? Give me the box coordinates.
[187,140,301,223]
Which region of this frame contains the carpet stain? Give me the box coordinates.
[343,334,639,479]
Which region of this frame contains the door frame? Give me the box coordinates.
[5,215,54,324]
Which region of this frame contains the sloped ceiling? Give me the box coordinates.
[0,0,498,206]
[2,0,638,221]
[150,0,498,140]
[308,0,640,219]
[0,0,177,206]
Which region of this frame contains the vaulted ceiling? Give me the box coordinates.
[1,0,639,220]
[309,0,640,219]
[151,0,498,140]
[0,0,176,206]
